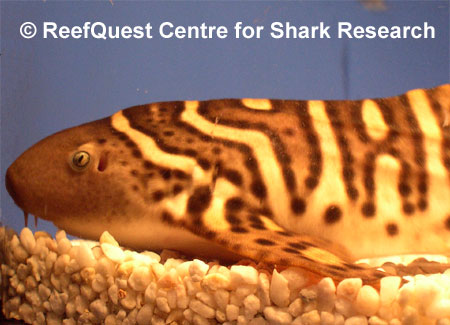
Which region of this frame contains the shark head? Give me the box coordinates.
[5,117,136,230]
[3,106,224,257]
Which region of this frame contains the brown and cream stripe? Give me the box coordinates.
[107,85,450,248]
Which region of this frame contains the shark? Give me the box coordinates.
[5,84,450,283]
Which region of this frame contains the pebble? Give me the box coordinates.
[226,304,240,321]
[379,277,401,306]
[196,291,215,308]
[428,299,450,319]
[344,315,368,325]
[101,243,125,263]
[263,306,293,325]
[320,311,335,325]
[244,294,260,318]
[258,272,271,307]
[157,267,179,288]
[301,287,319,312]
[336,296,358,318]
[120,289,137,310]
[136,304,154,325]
[288,298,303,317]
[49,290,67,315]
[156,296,171,313]
[55,230,66,242]
[128,266,152,291]
[3,226,450,325]
[13,244,29,263]
[75,295,88,315]
[99,231,119,246]
[20,228,36,254]
[202,271,230,290]
[230,265,258,287]
[368,316,388,325]
[318,277,336,312]
[57,238,72,255]
[355,285,380,316]
[214,289,230,311]
[76,243,96,268]
[18,303,34,323]
[270,269,290,307]
[189,299,215,318]
[92,273,107,292]
[62,318,76,325]
[337,278,363,301]
[189,259,209,282]
[280,267,307,295]
[437,319,450,325]
[301,310,321,325]
[90,299,108,320]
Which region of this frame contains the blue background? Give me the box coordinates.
[1,1,449,236]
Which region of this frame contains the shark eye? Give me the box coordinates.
[71,151,90,170]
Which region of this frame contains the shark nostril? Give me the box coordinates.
[97,151,109,172]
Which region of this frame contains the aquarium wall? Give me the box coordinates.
[1,1,449,324]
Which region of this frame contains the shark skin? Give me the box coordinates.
[5,84,450,283]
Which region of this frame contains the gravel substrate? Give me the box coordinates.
[1,226,450,325]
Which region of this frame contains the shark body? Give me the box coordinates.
[5,84,450,282]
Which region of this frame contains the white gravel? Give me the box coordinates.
[1,226,450,324]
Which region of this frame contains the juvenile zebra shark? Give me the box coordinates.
[5,84,450,283]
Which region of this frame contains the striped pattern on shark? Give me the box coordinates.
[5,84,450,283]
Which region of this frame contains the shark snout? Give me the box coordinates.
[5,157,43,216]
[5,165,23,209]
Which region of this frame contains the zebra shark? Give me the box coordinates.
[5,84,450,282]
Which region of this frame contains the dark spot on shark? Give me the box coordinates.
[187,186,211,214]
[173,184,183,195]
[226,214,242,226]
[174,170,190,180]
[125,140,136,148]
[161,211,174,224]
[198,158,211,170]
[184,149,197,157]
[291,197,306,215]
[159,169,171,180]
[222,169,243,186]
[152,190,165,202]
[324,205,342,224]
[288,242,307,250]
[362,202,376,218]
[403,202,415,215]
[132,149,142,158]
[255,238,276,246]
[386,222,399,236]
[225,197,244,212]
[251,180,266,199]
[143,161,154,169]
[283,247,300,254]
[283,128,295,136]
[277,231,293,237]
[445,216,450,231]
[231,226,248,233]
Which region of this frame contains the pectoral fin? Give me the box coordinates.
[181,195,386,283]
